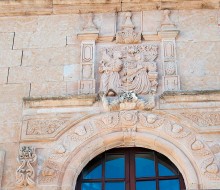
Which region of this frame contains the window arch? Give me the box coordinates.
[76,148,186,190]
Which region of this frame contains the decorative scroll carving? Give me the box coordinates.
[201,157,220,180]
[116,12,141,44]
[181,112,220,127]
[101,91,155,111]
[99,44,158,95]
[16,146,37,187]
[27,119,68,135]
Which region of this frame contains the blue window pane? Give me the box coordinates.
[105,182,125,190]
[158,158,178,176]
[135,153,155,177]
[83,164,102,179]
[136,181,156,190]
[159,179,180,190]
[82,182,102,190]
[105,154,125,178]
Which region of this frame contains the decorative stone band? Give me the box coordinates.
[39,111,219,185]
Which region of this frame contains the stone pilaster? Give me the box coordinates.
[77,13,99,94]
[158,10,180,92]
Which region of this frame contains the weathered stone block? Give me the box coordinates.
[30,82,67,97]
[0,68,8,84]
[178,10,220,42]
[8,66,64,83]
[0,84,30,103]
[22,46,80,66]
[0,33,14,50]
[0,103,22,123]
[0,122,20,143]
[13,31,66,49]
[0,50,22,67]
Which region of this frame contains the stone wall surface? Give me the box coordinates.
[0,5,219,190]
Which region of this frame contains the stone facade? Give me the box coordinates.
[0,1,220,190]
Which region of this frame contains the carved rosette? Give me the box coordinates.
[16,146,37,187]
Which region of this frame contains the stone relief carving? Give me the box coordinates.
[161,10,176,31]
[181,112,220,127]
[99,44,158,95]
[16,146,37,187]
[164,122,190,138]
[201,157,220,180]
[82,13,98,33]
[27,119,68,135]
[99,44,158,111]
[189,137,212,156]
[95,112,119,128]
[101,91,155,111]
[39,160,59,184]
[139,113,164,128]
[116,12,141,44]
[39,111,220,183]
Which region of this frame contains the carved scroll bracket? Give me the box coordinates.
[77,13,99,95]
[158,10,180,92]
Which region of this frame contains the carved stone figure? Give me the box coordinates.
[99,44,158,96]
[16,146,37,187]
[116,12,141,44]
[99,51,123,94]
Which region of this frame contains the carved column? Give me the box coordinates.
[0,150,5,188]
[158,10,180,92]
[77,13,99,94]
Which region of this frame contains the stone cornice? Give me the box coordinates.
[0,0,219,17]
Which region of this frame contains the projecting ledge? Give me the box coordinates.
[23,94,98,108]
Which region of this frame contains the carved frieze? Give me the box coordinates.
[181,112,220,127]
[16,146,37,187]
[27,119,68,135]
[116,12,141,44]
[139,113,164,128]
[201,157,220,180]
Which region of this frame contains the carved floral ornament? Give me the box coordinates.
[38,111,220,184]
[16,146,37,187]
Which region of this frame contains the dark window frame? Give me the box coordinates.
[76,148,186,190]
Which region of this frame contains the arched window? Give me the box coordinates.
[76,148,185,190]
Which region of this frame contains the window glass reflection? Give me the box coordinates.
[159,179,180,190]
[158,155,178,176]
[105,154,125,178]
[105,182,125,190]
[136,181,156,190]
[83,164,102,179]
[135,153,155,177]
[82,182,102,190]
